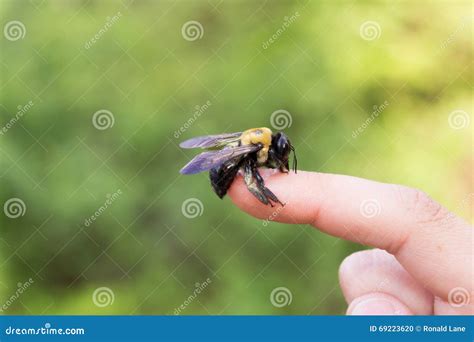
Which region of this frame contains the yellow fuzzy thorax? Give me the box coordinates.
[240,127,273,163]
[240,127,272,146]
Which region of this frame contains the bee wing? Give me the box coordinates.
[180,144,261,174]
[179,132,242,149]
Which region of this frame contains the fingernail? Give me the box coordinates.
[349,298,403,315]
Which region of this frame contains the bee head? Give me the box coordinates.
[269,132,297,173]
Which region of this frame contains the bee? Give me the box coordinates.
[179,127,297,206]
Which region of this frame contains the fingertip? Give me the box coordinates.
[227,170,324,224]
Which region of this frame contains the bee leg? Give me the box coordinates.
[253,169,285,206]
[244,159,284,206]
[243,159,271,206]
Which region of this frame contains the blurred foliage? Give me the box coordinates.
[0,0,472,315]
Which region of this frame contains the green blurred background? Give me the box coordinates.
[0,0,472,315]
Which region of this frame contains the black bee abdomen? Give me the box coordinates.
[209,161,241,199]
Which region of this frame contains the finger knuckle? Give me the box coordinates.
[396,185,449,225]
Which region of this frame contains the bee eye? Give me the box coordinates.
[277,136,289,153]
[269,133,289,160]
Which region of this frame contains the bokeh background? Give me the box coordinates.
[0,0,472,315]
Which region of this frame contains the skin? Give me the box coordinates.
[228,170,473,315]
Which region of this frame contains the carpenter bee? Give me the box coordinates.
[179,127,297,206]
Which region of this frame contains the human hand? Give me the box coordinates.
[228,170,473,315]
